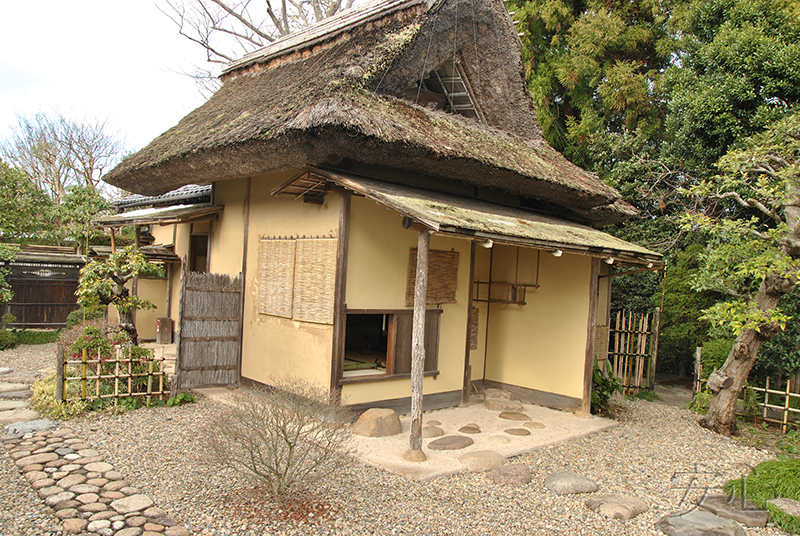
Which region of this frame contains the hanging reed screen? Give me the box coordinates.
[258,238,296,318]
[405,249,459,306]
[258,236,338,325]
[293,238,337,324]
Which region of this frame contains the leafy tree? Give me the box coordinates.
[76,246,165,345]
[0,160,53,242]
[53,185,112,251]
[684,112,800,436]
[0,244,19,305]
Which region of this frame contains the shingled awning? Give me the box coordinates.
[92,204,223,228]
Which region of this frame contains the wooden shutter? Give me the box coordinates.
[390,311,440,374]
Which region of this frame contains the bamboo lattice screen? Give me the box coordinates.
[405,249,459,306]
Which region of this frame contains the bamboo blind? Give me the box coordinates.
[469,307,480,350]
[405,249,459,306]
[258,238,296,318]
[293,237,337,325]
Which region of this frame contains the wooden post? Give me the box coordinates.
[404,229,429,461]
[171,257,188,397]
[694,347,702,394]
[55,344,64,402]
[461,241,476,405]
[648,308,661,390]
[109,228,117,253]
[783,379,791,434]
[81,348,87,400]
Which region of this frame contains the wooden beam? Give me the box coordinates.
[582,258,601,414]
[330,192,351,400]
[407,229,430,459]
[237,177,252,388]
[461,241,476,405]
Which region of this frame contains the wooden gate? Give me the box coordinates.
[608,309,661,394]
[174,268,243,390]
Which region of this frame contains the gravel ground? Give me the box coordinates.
[0,344,789,536]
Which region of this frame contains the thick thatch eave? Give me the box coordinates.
[104,0,634,226]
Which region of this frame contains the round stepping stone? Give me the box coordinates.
[10,450,33,460]
[78,448,100,457]
[655,509,747,536]
[89,511,117,521]
[87,519,111,533]
[145,522,165,532]
[85,462,113,473]
[38,485,67,498]
[79,502,110,513]
[110,493,154,514]
[55,508,79,520]
[144,507,166,518]
[499,411,531,421]
[76,492,100,504]
[104,470,123,480]
[46,459,69,468]
[484,397,523,412]
[58,474,87,488]
[459,424,481,434]
[458,450,506,472]
[55,447,75,456]
[489,463,531,485]
[14,452,58,467]
[104,481,129,491]
[426,420,441,426]
[31,479,56,490]
[504,428,531,436]
[427,435,474,451]
[697,494,769,527]
[44,491,75,508]
[62,518,88,534]
[421,425,444,438]
[544,470,599,495]
[87,478,109,487]
[63,453,81,461]
[25,470,50,483]
[487,435,512,445]
[70,484,101,494]
[116,528,145,536]
[585,493,649,520]
[524,421,545,429]
[126,516,148,527]
[61,464,82,472]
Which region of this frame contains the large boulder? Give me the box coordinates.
[351,408,402,437]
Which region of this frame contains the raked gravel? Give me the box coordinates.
[1,343,790,535]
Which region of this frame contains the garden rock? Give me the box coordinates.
[489,463,531,485]
[524,421,545,429]
[111,494,154,514]
[3,419,57,438]
[62,518,88,534]
[458,424,481,434]
[697,494,769,527]
[458,450,506,472]
[421,425,444,438]
[0,408,40,425]
[655,509,747,536]
[351,408,402,437]
[427,435,474,451]
[484,397,523,412]
[585,493,649,520]
[504,428,531,436]
[767,498,800,517]
[544,470,598,495]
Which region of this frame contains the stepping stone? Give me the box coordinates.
[544,470,599,495]
[0,382,28,393]
[487,435,512,445]
[459,450,506,472]
[15,452,58,467]
[697,494,769,527]
[524,421,545,429]
[484,388,512,400]
[499,411,531,421]
[426,420,441,426]
[0,400,27,411]
[422,425,444,438]
[655,509,747,536]
[0,408,40,425]
[351,408,402,437]
[85,462,113,473]
[458,424,481,434]
[62,518,88,534]
[44,491,76,508]
[504,428,531,436]
[427,435,474,451]
[110,493,154,514]
[58,474,87,488]
[489,463,531,485]
[766,498,800,517]
[0,367,12,375]
[0,390,33,399]
[586,493,649,520]
[3,419,57,438]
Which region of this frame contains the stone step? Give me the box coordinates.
[0,400,29,411]
[0,382,29,393]
[0,408,41,426]
[0,390,34,400]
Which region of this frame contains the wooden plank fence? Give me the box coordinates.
[608,309,660,395]
[173,267,242,391]
[55,344,168,405]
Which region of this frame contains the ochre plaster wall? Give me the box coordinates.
[134,277,168,340]
[471,245,591,400]
[208,179,246,277]
[342,196,471,405]
[239,172,340,388]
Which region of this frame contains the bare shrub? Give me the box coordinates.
[205,377,353,501]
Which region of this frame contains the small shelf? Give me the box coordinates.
[472,280,538,305]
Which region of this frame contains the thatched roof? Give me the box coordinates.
[104,0,636,226]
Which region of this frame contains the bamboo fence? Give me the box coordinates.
[56,344,168,405]
[749,378,799,434]
[608,310,659,395]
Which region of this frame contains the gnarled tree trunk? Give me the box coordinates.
[700,274,787,436]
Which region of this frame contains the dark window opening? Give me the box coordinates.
[189,233,209,273]
[342,310,441,381]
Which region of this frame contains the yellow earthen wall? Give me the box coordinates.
[342,196,471,405]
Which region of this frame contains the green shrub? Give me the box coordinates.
[591,361,622,414]
[700,338,735,378]
[724,458,800,534]
[30,374,88,419]
[686,388,713,414]
[65,306,106,330]
[14,330,59,345]
[628,389,660,402]
[0,329,17,350]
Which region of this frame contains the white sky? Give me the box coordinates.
[0,0,209,153]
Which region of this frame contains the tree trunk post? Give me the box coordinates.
[404,229,429,461]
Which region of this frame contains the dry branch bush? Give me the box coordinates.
[205,377,353,501]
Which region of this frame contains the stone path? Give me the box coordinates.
[0,366,42,425]
[3,425,191,536]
